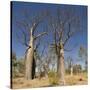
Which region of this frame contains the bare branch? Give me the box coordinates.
[34,32,47,40]
[16,29,31,48]
[63,16,79,27]
[49,43,59,55]
[63,22,80,46]
[40,46,46,58]
[31,10,49,34]
[16,20,30,32]
[31,22,40,35]
[63,23,71,46]
[34,41,41,52]
[64,43,78,52]
[64,48,74,52]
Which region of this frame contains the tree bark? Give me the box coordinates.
[25,28,47,80]
[32,57,36,79]
[25,30,35,80]
[57,42,65,85]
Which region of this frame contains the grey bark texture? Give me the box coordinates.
[25,29,35,80]
[57,42,65,85]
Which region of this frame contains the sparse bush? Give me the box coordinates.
[18,59,25,74]
[12,65,19,78]
[65,69,70,74]
[73,64,82,74]
[12,57,25,78]
[48,71,59,85]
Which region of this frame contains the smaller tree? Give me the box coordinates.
[67,56,73,76]
[73,64,82,74]
[35,44,47,78]
[18,58,25,75]
[79,45,87,72]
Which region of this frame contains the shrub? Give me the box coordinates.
[48,71,59,85]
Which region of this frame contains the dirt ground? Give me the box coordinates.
[12,73,88,89]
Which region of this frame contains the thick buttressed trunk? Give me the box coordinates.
[57,42,65,85]
[25,30,36,80]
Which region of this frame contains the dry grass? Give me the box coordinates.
[12,77,50,89]
[65,73,88,85]
[12,73,88,89]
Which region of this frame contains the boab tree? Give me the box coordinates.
[15,9,49,80]
[48,7,81,84]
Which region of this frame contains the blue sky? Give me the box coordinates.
[11,1,87,68]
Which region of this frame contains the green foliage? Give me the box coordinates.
[12,55,25,78]
[65,69,70,74]
[79,46,87,58]
[12,62,19,78]
[66,56,73,74]
[11,51,18,78]
[73,64,82,74]
[18,59,25,74]
[12,67,19,78]
[48,71,59,85]
[78,46,87,71]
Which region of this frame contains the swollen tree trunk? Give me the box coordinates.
[25,30,35,80]
[25,28,47,80]
[57,42,65,85]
